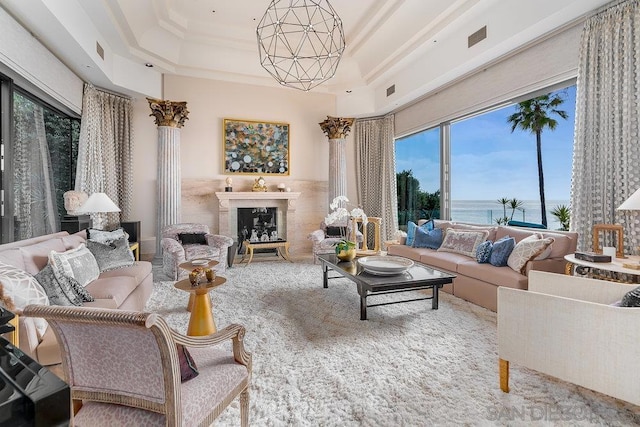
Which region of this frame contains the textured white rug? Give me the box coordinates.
[147,260,639,426]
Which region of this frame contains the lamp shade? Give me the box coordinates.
[78,193,121,214]
[617,188,640,210]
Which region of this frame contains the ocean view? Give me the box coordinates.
[450,199,569,230]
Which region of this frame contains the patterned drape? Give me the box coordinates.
[571,0,640,253]
[75,84,133,228]
[354,115,398,240]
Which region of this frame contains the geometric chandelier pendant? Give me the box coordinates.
[257,0,345,91]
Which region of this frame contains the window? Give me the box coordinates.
[395,85,576,230]
[2,85,79,242]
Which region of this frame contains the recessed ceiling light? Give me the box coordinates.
[145,63,153,68]
[346,90,352,93]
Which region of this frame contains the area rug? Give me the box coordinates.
[147,261,639,426]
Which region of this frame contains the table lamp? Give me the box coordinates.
[78,192,121,230]
[617,188,640,261]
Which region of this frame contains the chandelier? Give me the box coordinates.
[257,0,345,91]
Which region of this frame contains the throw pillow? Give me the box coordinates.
[507,234,555,274]
[620,286,640,307]
[489,236,516,267]
[49,244,100,288]
[476,240,493,263]
[325,226,346,238]
[87,238,135,272]
[413,227,443,249]
[88,228,128,244]
[437,228,489,258]
[0,262,49,338]
[35,264,94,306]
[406,222,418,246]
[177,344,199,382]
[178,233,207,245]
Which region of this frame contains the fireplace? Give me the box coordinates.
[237,207,280,250]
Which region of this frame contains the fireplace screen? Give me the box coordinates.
[237,207,280,252]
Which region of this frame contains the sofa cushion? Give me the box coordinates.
[387,245,433,262]
[35,264,94,306]
[413,227,442,249]
[489,237,515,267]
[538,231,573,258]
[0,262,49,338]
[507,234,555,274]
[495,226,537,243]
[49,244,100,288]
[19,238,67,275]
[419,251,468,273]
[185,245,220,261]
[62,233,86,250]
[87,238,135,272]
[457,259,528,289]
[0,249,26,272]
[98,262,152,285]
[437,228,489,258]
[84,276,138,307]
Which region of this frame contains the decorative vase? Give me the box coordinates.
[336,241,357,262]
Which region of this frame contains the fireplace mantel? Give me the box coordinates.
[214,192,301,240]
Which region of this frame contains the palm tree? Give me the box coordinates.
[507,94,568,227]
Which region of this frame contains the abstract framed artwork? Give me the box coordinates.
[223,118,290,175]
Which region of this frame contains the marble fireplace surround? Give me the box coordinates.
[214,192,301,242]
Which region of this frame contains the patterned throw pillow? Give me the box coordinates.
[87,238,135,272]
[620,286,640,307]
[35,264,94,306]
[0,262,49,338]
[507,234,555,274]
[476,240,493,263]
[88,228,128,244]
[413,227,443,249]
[49,244,100,288]
[437,228,489,258]
[489,236,516,267]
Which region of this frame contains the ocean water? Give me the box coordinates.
[450,199,570,230]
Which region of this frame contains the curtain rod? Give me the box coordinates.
[85,83,131,100]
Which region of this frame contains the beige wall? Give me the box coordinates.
[132,75,340,257]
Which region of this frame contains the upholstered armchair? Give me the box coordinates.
[498,270,640,406]
[161,223,233,280]
[23,304,252,426]
[307,220,363,264]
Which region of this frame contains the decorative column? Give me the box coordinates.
[147,98,190,256]
[319,116,355,207]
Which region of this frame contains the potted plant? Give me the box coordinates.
[325,196,367,261]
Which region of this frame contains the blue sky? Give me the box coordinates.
[395,85,576,201]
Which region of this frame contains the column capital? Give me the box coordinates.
[147,97,190,128]
[319,116,355,139]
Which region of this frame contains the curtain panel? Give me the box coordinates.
[355,115,398,241]
[571,0,640,253]
[75,84,133,228]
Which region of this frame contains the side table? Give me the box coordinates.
[174,277,226,336]
[178,260,219,311]
[564,254,640,283]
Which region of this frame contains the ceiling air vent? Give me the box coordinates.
[468,26,487,48]
[96,42,104,60]
[386,84,395,97]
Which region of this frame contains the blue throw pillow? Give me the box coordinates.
[489,236,516,267]
[413,227,443,249]
[406,221,418,246]
[420,219,434,231]
[476,240,493,263]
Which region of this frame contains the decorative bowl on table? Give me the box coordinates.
[191,259,210,266]
[357,256,414,276]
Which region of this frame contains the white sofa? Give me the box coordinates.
[498,270,639,406]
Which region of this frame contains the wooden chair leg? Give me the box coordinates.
[499,358,510,393]
[240,389,249,427]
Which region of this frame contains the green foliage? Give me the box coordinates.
[551,205,571,231]
[396,170,440,229]
[495,197,524,225]
[507,92,568,228]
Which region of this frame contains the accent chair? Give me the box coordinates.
[23,304,252,426]
[161,223,233,280]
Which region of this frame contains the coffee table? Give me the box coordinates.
[239,239,291,265]
[318,253,456,320]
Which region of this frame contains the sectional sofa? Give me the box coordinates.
[0,230,152,366]
[388,220,578,311]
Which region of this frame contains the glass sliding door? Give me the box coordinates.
[395,127,441,229]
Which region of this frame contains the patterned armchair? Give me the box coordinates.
[307,220,363,264]
[23,304,252,426]
[161,223,233,280]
